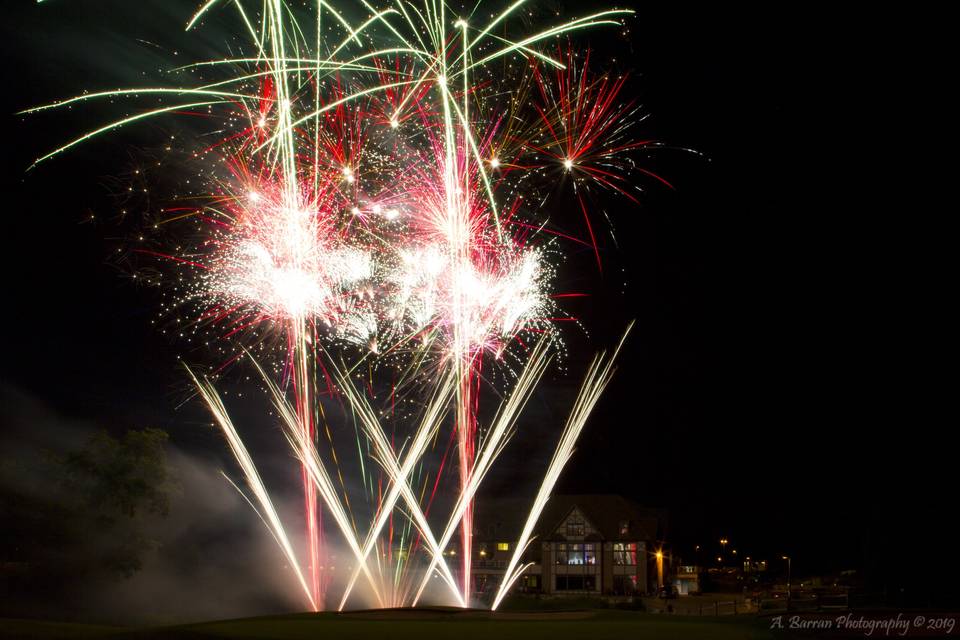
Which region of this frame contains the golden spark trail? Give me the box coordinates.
[411,339,552,606]
[28,1,653,612]
[186,366,317,610]
[334,368,464,609]
[491,323,633,610]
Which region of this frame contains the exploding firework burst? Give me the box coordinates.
[26,0,664,611]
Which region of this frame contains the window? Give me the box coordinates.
[585,544,596,566]
[555,543,596,565]
[521,575,540,592]
[565,514,585,537]
[613,543,637,565]
[474,574,488,594]
[497,542,509,551]
[556,575,597,591]
[613,575,638,595]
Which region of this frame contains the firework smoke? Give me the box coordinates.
[26,1,661,611]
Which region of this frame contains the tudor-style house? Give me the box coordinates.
[470,494,666,598]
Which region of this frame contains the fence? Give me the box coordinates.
[647,597,753,616]
[693,599,751,616]
[758,591,850,613]
[651,591,850,616]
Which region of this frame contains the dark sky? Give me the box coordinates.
[1,0,949,606]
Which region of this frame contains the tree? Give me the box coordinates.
[1,427,177,616]
[58,428,177,576]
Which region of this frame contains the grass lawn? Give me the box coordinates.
[2,609,776,640]
[0,619,125,639]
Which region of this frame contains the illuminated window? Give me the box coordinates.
[497,542,509,551]
[566,515,585,537]
[555,543,596,565]
[613,543,637,565]
[521,575,540,592]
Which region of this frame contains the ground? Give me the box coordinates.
[643,592,756,616]
[1,609,776,640]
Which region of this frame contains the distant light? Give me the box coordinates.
[385,208,400,220]
[490,157,500,169]
[351,207,361,216]
[390,118,399,129]
[454,18,467,28]
[437,74,447,85]
[563,158,574,170]
[372,204,382,215]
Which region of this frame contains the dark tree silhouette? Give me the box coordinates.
[1,428,177,616]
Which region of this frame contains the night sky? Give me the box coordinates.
[1,0,952,614]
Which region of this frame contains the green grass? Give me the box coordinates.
[495,595,640,611]
[2,610,775,640]
[0,619,124,639]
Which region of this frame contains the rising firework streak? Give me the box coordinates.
[492,323,633,610]
[28,1,662,610]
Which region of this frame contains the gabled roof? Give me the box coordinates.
[473,494,661,542]
[534,494,659,542]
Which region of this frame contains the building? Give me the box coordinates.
[471,494,666,599]
[673,564,703,595]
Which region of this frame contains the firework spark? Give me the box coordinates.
[28,0,658,611]
[491,323,633,610]
[186,365,317,610]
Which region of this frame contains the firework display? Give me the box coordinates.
[26,0,665,611]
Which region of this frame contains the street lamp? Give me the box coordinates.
[782,555,791,609]
[655,550,664,589]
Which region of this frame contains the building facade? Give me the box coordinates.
[471,494,665,599]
